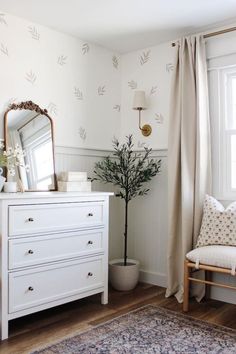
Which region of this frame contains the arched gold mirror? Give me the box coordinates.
[4,101,57,191]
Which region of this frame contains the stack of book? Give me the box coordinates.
[57,171,91,192]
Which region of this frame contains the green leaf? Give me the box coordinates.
[93,135,161,202]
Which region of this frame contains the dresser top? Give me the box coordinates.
[0,191,114,200]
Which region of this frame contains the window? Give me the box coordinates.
[232,135,236,189]
[208,54,236,200]
[18,116,54,190]
[30,138,54,189]
[23,132,54,190]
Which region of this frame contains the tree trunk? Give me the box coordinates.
[124,199,128,266]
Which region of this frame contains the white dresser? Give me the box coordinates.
[0,191,113,340]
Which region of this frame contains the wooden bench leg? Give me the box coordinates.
[205,270,211,299]
[183,259,190,312]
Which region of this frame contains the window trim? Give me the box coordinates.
[208,63,236,201]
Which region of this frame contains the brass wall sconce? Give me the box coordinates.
[132,90,152,137]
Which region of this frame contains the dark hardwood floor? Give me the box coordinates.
[1,283,236,354]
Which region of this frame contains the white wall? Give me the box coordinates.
[119,42,174,285]
[120,42,174,149]
[0,11,173,289]
[2,10,236,304]
[0,11,124,273]
[129,152,168,287]
[0,12,121,150]
[0,10,173,289]
[206,30,236,59]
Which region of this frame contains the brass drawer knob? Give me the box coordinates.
[28,217,34,222]
[88,213,93,217]
[28,249,34,254]
[88,272,93,277]
[88,240,93,245]
[28,286,34,291]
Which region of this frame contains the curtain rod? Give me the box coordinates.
[171,26,236,47]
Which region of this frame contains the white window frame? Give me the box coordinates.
[208,61,236,201]
[28,135,54,189]
[20,129,53,190]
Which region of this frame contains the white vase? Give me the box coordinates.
[0,175,6,192]
[109,258,140,291]
[3,181,18,193]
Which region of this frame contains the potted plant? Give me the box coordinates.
[93,135,161,291]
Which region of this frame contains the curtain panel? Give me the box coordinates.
[166,35,212,302]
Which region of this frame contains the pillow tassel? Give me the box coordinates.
[195,258,200,269]
[231,263,236,276]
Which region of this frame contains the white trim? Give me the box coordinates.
[55,145,168,158]
[207,52,236,62]
[139,269,167,288]
[208,64,236,71]
[55,146,112,158]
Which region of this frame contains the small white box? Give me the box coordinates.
[57,181,91,192]
[58,171,87,182]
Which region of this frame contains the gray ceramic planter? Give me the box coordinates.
[109,259,140,291]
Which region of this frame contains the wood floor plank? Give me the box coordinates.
[0,283,236,354]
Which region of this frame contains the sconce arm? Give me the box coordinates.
[138,109,143,131]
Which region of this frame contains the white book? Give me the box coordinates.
[57,181,91,192]
[58,171,87,182]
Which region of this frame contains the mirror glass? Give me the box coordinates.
[4,102,56,191]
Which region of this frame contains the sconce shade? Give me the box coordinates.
[132,90,147,110]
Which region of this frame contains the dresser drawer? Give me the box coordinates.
[9,202,104,236]
[9,229,104,270]
[9,257,104,313]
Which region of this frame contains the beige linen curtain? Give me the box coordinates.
[166,35,212,303]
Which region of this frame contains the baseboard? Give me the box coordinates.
[207,273,236,305]
[139,269,167,288]
[210,287,236,305]
[140,270,236,305]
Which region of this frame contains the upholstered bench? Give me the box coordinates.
[183,245,236,312]
[183,194,236,311]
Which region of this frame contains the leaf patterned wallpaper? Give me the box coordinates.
[121,43,174,150]
[0,12,121,150]
[0,11,175,150]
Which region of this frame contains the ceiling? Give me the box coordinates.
[0,0,236,53]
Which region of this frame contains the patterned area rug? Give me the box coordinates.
[32,305,236,354]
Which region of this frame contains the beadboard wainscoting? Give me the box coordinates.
[55,145,123,261]
[55,146,168,287]
[129,150,168,287]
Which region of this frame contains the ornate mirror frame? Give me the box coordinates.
[4,100,57,191]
